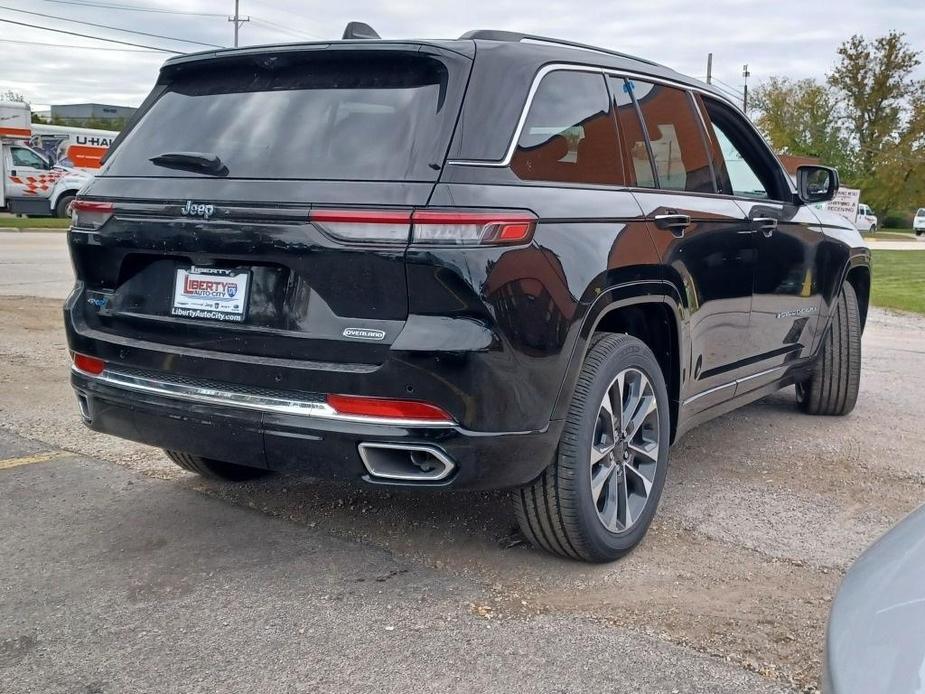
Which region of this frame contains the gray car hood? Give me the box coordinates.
[826,503,925,693]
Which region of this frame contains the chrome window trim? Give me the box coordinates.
[447,63,602,168]
[446,63,795,195]
[75,366,456,428]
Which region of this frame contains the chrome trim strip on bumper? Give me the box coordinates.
[73,366,455,428]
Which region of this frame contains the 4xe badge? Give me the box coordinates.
[181,200,215,219]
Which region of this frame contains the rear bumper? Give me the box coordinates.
[70,368,561,490]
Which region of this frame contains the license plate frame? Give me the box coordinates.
[170,266,250,323]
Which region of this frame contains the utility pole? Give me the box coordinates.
[705,53,713,85]
[228,0,249,47]
[742,63,751,111]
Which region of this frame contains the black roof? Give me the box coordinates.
[162,31,710,93]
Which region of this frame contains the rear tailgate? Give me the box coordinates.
[68,46,471,370]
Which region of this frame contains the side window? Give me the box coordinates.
[511,71,623,186]
[701,96,786,200]
[608,76,655,188]
[709,125,768,199]
[628,81,715,194]
[11,147,48,169]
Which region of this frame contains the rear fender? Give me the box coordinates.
[550,281,685,431]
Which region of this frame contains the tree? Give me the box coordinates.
[751,77,854,177]
[829,32,922,175]
[751,32,925,216]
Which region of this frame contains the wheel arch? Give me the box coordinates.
[551,281,684,443]
[845,262,871,332]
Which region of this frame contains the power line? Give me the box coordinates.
[0,17,182,52]
[702,79,743,103]
[30,0,324,43]
[38,0,225,17]
[251,17,323,41]
[0,4,224,48]
[0,36,158,52]
[711,77,741,94]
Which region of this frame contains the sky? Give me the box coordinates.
[1,0,924,110]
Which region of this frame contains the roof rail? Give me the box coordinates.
[459,30,660,67]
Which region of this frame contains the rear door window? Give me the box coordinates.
[510,70,623,186]
[103,53,463,181]
[627,80,715,194]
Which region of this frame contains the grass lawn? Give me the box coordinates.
[864,228,918,240]
[871,250,925,315]
[0,216,70,229]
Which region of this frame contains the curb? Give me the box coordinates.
[0,227,68,233]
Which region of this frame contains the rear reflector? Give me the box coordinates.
[326,394,453,422]
[309,208,536,246]
[71,200,114,230]
[72,353,106,375]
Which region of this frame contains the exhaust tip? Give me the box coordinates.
[358,443,456,483]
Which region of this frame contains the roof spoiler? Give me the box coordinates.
[342,21,380,40]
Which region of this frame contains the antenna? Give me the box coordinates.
[342,22,380,40]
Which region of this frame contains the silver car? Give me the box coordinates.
[825,503,925,693]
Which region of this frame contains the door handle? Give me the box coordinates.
[653,213,691,238]
[752,217,778,237]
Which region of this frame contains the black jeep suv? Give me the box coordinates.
[65,29,870,562]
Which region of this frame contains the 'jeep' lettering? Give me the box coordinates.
[181,201,215,219]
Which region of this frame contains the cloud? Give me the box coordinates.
[1,0,922,108]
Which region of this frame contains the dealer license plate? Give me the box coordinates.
[171,266,250,323]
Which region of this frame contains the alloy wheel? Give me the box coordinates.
[589,367,661,533]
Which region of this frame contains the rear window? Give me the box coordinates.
[917,209,925,216]
[104,53,461,181]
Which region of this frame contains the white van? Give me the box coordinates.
[1,101,93,217]
[913,208,925,236]
[855,203,878,232]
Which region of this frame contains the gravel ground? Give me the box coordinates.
[0,297,925,691]
[1,290,924,690]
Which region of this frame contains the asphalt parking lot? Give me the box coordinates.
[2,232,924,692]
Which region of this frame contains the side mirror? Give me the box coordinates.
[796,165,839,204]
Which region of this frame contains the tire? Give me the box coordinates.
[54,194,76,219]
[869,225,877,233]
[513,334,670,563]
[164,450,271,481]
[796,283,861,416]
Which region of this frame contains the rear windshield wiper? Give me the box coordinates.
[149,151,228,176]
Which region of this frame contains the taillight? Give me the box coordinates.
[309,209,412,243]
[72,352,106,375]
[71,200,114,230]
[308,208,536,246]
[411,210,536,245]
[326,394,453,423]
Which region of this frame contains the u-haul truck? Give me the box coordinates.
[30,123,117,172]
[1,101,99,217]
